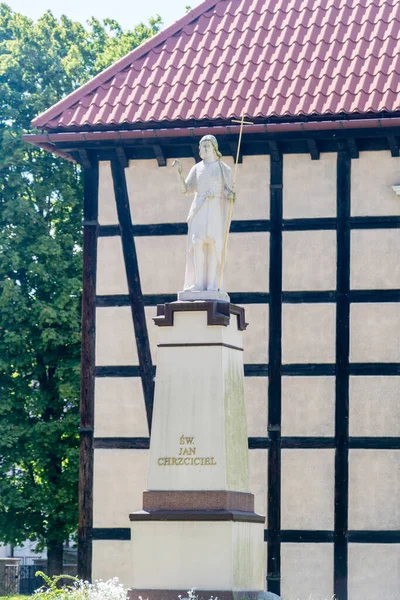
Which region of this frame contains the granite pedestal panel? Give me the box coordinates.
[129,302,265,598]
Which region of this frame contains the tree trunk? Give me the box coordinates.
[47,540,63,577]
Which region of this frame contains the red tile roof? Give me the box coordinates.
[32,0,400,131]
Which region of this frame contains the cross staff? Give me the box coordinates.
[218,115,253,290]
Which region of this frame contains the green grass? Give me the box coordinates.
[5,595,30,599]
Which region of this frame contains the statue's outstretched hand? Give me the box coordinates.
[172,159,183,175]
[227,190,236,203]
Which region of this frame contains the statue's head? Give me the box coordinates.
[199,135,222,161]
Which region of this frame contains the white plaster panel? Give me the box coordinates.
[135,235,186,294]
[125,158,195,224]
[350,303,400,363]
[93,449,148,527]
[245,377,268,437]
[135,232,270,295]
[281,449,335,530]
[125,155,270,225]
[98,161,118,225]
[348,544,400,600]
[351,229,400,289]
[351,151,400,216]
[96,236,128,295]
[92,540,133,588]
[349,450,400,529]
[282,230,336,291]
[249,449,268,518]
[281,543,334,600]
[282,304,336,364]
[94,378,148,437]
[243,303,269,364]
[224,232,269,292]
[349,376,400,437]
[283,153,337,218]
[96,307,138,366]
[281,376,335,437]
[231,155,270,220]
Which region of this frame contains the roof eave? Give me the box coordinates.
[23,114,400,162]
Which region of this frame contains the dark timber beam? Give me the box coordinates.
[94,362,400,379]
[92,528,131,541]
[387,135,400,157]
[334,151,351,600]
[78,158,99,582]
[116,147,129,168]
[94,437,150,449]
[191,144,201,163]
[307,138,320,160]
[268,140,281,162]
[153,144,167,167]
[90,435,400,451]
[90,527,400,543]
[267,153,283,596]
[347,137,359,159]
[229,141,243,164]
[111,157,155,432]
[78,148,93,169]
[96,288,400,308]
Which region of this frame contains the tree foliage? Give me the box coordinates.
[0,3,162,572]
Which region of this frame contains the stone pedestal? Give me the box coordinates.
[129,301,265,599]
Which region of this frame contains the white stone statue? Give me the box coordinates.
[174,135,234,299]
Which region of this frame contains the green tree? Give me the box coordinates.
[0,4,162,575]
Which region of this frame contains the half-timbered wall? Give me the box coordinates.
[85,149,400,600]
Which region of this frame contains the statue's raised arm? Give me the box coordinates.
[173,135,234,300]
[172,159,196,196]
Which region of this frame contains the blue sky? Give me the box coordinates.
[4,0,203,29]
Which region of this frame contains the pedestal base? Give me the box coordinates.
[178,289,230,302]
[129,518,265,593]
[129,590,262,600]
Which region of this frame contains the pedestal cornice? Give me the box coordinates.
[129,509,265,523]
[153,301,247,330]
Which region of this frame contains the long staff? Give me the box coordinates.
[218,115,253,290]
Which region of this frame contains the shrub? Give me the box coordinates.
[34,573,128,600]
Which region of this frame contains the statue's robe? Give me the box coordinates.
[183,159,233,290]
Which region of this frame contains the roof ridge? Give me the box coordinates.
[31,0,221,129]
